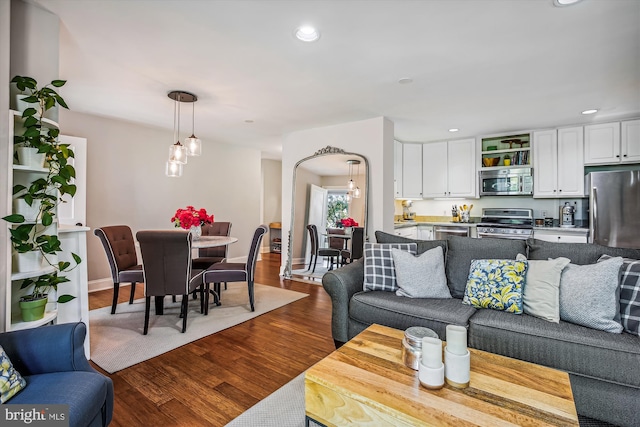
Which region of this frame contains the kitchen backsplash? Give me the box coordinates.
[395,197,588,221]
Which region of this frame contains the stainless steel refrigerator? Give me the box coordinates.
[587,170,640,249]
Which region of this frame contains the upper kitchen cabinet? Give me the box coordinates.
[480,133,531,169]
[422,138,476,198]
[584,120,639,165]
[533,127,584,198]
[394,140,403,198]
[401,143,423,198]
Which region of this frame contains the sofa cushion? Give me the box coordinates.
[517,254,570,323]
[392,247,451,299]
[559,257,624,333]
[600,254,640,336]
[11,371,109,427]
[363,243,417,292]
[527,239,640,265]
[446,236,526,298]
[0,345,26,403]
[375,231,447,256]
[463,259,527,313]
[349,291,477,339]
[468,308,640,389]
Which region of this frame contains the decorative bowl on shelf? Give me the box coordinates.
[482,157,500,167]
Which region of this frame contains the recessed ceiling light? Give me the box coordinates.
[295,26,320,42]
[553,0,583,6]
[398,78,413,85]
[449,128,459,132]
[244,119,254,123]
[582,109,598,115]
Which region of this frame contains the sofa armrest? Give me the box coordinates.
[0,322,93,375]
[322,258,365,345]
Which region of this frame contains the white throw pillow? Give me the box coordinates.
[392,247,451,299]
[517,253,570,323]
[559,256,624,333]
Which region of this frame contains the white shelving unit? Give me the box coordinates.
[480,133,531,170]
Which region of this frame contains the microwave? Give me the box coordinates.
[479,168,533,196]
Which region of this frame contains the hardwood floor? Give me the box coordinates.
[88,253,335,426]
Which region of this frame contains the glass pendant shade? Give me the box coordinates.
[169,142,188,164]
[165,159,183,177]
[353,186,361,198]
[346,192,352,203]
[185,134,202,156]
[348,179,355,190]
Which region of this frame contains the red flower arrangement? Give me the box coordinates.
[340,217,358,227]
[171,206,214,229]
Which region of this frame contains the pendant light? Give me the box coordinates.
[346,159,360,195]
[165,155,183,177]
[165,91,200,177]
[184,101,202,156]
[353,161,361,198]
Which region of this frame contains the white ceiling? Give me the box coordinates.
[33,0,640,159]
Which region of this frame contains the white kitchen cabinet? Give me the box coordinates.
[395,226,417,239]
[394,140,403,198]
[621,119,640,163]
[533,127,584,198]
[534,229,588,244]
[401,143,423,198]
[418,225,434,240]
[422,139,476,198]
[584,122,621,165]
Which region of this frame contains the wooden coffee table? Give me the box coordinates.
[305,324,578,426]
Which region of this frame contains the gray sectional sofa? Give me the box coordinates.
[322,233,640,427]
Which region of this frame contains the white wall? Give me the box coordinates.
[59,110,262,285]
[282,116,395,273]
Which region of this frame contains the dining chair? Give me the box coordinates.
[202,225,267,313]
[136,230,205,334]
[341,226,365,265]
[94,225,145,314]
[307,224,340,273]
[327,227,347,265]
[192,222,232,270]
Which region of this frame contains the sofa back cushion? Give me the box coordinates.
[446,236,526,298]
[527,239,640,265]
[375,231,447,256]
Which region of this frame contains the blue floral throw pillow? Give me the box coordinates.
[463,259,528,314]
[0,345,27,403]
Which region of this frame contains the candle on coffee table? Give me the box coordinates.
[446,325,467,355]
[421,337,442,369]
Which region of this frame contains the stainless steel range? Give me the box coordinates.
[476,208,534,240]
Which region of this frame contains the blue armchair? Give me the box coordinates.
[0,322,113,427]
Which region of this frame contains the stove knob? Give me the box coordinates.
[490,228,494,233]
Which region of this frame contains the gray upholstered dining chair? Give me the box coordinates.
[307,224,340,272]
[202,225,268,314]
[341,226,365,265]
[192,222,232,270]
[136,230,205,334]
[94,225,145,314]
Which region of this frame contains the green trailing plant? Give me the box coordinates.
[3,75,79,303]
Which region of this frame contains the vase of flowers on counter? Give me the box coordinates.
[171,206,214,240]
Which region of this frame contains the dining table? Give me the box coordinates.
[153,234,238,314]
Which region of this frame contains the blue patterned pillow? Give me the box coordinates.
[463,259,528,313]
[0,345,27,403]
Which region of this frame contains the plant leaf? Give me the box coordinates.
[51,80,66,88]
[72,252,82,264]
[42,211,53,226]
[2,214,25,223]
[57,294,76,303]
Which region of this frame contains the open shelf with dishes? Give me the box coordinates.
[481,133,531,169]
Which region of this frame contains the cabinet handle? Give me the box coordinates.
[616,155,620,158]
[624,154,628,157]
[559,189,562,192]
[553,189,556,192]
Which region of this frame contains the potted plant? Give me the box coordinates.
[11,75,68,168]
[3,75,79,322]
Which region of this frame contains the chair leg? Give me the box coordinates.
[181,295,188,333]
[111,282,120,314]
[224,282,227,290]
[129,282,136,304]
[204,284,210,315]
[143,296,151,335]
[311,255,318,273]
[172,295,177,303]
[248,279,255,312]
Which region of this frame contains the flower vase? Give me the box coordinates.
[190,225,202,240]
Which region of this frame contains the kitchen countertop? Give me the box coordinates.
[533,226,589,233]
[394,221,477,228]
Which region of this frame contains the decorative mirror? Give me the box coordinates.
[283,146,369,279]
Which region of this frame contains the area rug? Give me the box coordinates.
[89,283,308,373]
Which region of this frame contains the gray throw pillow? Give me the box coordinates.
[363,243,417,292]
[559,256,624,333]
[517,253,570,323]
[392,247,451,299]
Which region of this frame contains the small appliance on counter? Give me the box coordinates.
[402,200,416,221]
[559,202,576,228]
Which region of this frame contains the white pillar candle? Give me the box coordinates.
[446,325,468,356]
[421,337,442,369]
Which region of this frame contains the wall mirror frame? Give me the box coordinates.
[283,146,369,279]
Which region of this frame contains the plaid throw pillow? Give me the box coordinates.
[363,243,417,292]
[599,254,640,336]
